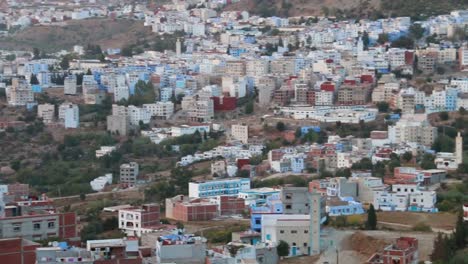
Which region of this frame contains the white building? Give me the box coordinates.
[90,173,113,192]
[143,102,174,120]
[96,146,116,158]
[58,103,79,128]
[171,124,210,137]
[64,75,77,95]
[6,78,34,106]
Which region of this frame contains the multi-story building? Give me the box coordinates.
[107,115,130,136]
[367,237,418,264]
[261,193,325,256]
[388,114,437,147]
[231,124,249,144]
[86,238,142,264]
[58,103,79,128]
[189,178,251,198]
[280,187,310,214]
[37,103,55,124]
[336,83,372,105]
[0,203,78,242]
[417,53,437,73]
[459,44,468,71]
[225,60,246,77]
[63,75,77,95]
[119,162,139,186]
[143,102,174,119]
[0,238,40,264]
[112,104,151,126]
[6,78,34,106]
[118,204,160,237]
[156,234,207,264]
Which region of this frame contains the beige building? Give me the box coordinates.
[6,78,34,106]
[37,103,55,123]
[270,58,295,76]
[225,60,246,77]
[388,114,437,147]
[257,76,277,107]
[231,124,249,144]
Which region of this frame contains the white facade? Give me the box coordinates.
[188,178,251,198]
[59,103,79,128]
[231,124,249,144]
[143,102,174,119]
[64,75,77,95]
[90,173,113,192]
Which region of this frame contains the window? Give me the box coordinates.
[13,224,21,232]
[304,242,308,247]
[48,222,55,229]
[33,223,41,230]
[291,230,297,234]
[304,230,309,233]
[285,193,292,199]
[280,230,284,234]
[285,205,292,209]
[255,219,261,225]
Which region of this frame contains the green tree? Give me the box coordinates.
[30,74,39,85]
[276,122,286,132]
[432,135,455,153]
[409,23,425,40]
[277,240,289,257]
[439,111,449,121]
[420,153,436,170]
[377,33,389,44]
[33,47,41,59]
[431,233,449,262]
[366,204,377,230]
[453,208,467,249]
[402,151,413,162]
[245,100,254,114]
[5,54,16,61]
[391,36,414,49]
[60,56,70,70]
[362,31,370,50]
[376,101,389,113]
[80,193,86,201]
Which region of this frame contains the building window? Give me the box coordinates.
[304,242,308,247]
[304,230,309,233]
[48,222,55,229]
[33,223,41,230]
[285,205,292,209]
[291,230,297,234]
[255,219,261,225]
[280,230,284,234]
[13,225,21,232]
[285,193,292,199]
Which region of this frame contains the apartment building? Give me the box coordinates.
[0,238,39,264]
[388,114,437,147]
[0,204,78,242]
[58,103,79,128]
[459,44,468,71]
[6,78,34,106]
[86,238,142,264]
[63,75,77,95]
[119,162,139,186]
[143,101,174,119]
[112,104,151,126]
[336,83,372,105]
[188,178,251,198]
[225,60,246,77]
[107,115,130,136]
[280,187,310,214]
[118,204,159,237]
[231,124,249,144]
[37,103,55,124]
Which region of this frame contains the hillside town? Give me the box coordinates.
[0,0,468,264]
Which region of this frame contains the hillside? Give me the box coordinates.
[224,0,468,19]
[0,18,155,52]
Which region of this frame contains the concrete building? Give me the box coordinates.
[86,238,142,264]
[6,78,34,106]
[63,75,77,95]
[280,187,310,214]
[107,115,130,136]
[261,193,325,257]
[119,162,139,186]
[118,204,160,237]
[143,102,174,119]
[367,237,418,264]
[0,238,40,264]
[58,103,79,128]
[156,234,207,264]
[37,103,55,124]
[0,203,78,242]
[388,114,437,147]
[189,178,251,198]
[231,124,249,144]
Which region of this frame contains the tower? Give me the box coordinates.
[456,132,463,165]
[308,191,322,256]
[176,38,181,57]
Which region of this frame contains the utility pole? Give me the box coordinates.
[336,247,339,264]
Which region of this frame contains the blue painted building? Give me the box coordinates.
[300,126,321,135]
[249,193,283,232]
